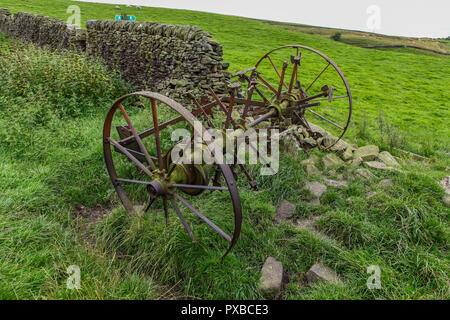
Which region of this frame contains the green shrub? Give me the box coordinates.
[0,38,131,152]
[331,32,342,41]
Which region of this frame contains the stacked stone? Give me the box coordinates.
[1,11,85,51]
[0,8,12,35]
[86,20,230,101]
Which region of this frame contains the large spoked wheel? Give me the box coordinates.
[241,45,352,149]
[103,91,242,257]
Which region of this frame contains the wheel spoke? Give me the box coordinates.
[257,74,279,96]
[163,198,169,225]
[170,199,197,243]
[277,62,289,97]
[308,95,348,102]
[266,55,288,89]
[171,184,228,191]
[118,104,157,170]
[116,178,153,185]
[306,109,344,130]
[151,99,164,171]
[306,62,330,92]
[108,138,153,177]
[174,193,232,242]
[145,197,156,213]
[288,59,299,94]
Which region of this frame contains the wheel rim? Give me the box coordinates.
[246,45,352,149]
[103,91,242,257]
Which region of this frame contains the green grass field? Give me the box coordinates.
[0,0,448,300]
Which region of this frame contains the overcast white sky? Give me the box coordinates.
[74,0,450,38]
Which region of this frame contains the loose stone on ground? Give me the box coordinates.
[275,199,296,224]
[355,168,376,180]
[259,257,283,295]
[305,263,341,285]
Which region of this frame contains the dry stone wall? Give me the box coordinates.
[0,9,86,51]
[86,20,229,100]
[0,8,230,100]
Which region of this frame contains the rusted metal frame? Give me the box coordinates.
[286,102,321,112]
[306,109,344,130]
[277,62,289,97]
[221,96,266,108]
[170,199,197,243]
[266,55,288,89]
[248,109,277,128]
[150,99,164,171]
[118,104,157,171]
[224,89,235,129]
[308,95,348,102]
[240,73,270,104]
[242,85,255,119]
[163,198,169,225]
[297,91,328,104]
[174,193,232,242]
[254,45,353,145]
[306,62,330,92]
[209,88,239,128]
[119,100,219,146]
[108,138,153,177]
[257,74,279,96]
[189,94,216,128]
[288,60,299,94]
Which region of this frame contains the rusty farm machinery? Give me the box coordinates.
[103,45,352,257]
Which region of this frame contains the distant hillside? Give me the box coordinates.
[263,20,450,56]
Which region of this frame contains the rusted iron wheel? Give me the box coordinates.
[240,45,352,150]
[103,91,242,257]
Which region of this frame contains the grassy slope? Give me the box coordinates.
[0,1,448,300]
[3,0,449,159]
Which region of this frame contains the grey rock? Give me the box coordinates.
[443,195,450,208]
[355,168,376,180]
[354,145,379,161]
[341,146,355,161]
[305,263,341,285]
[440,176,450,195]
[275,199,296,224]
[301,154,319,166]
[304,182,327,198]
[378,151,400,167]
[365,161,394,171]
[259,257,283,295]
[306,164,321,176]
[322,153,344,169]
[351,156,363,167]
[323,178,348,188]
[379,179,393,186]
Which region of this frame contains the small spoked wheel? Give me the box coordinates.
[103,92,242,257]
[238,45,352,149]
